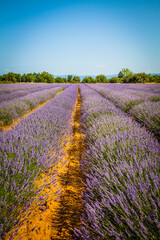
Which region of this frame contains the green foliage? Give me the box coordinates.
[117,69,160,83]
[90,77,97,83]
[149,74,160,83]
[67,75,73,83]
[63,77,67,83]
[118,68,133,78]
[0,109,13,125]
[0,70,159,84]
[22,73,36,82]
[73,76,80,83]
[109,77,121,83]
[124,100,143,112]
[55,77,64,83]
[35,72,55,83]
[41,72,55,83]
[126,73,149,83]
[152,115,160,127]
[8,72,16,83]
[149,96,160,102]
[1,72,17,83]
[82,77,96,83]
[96,75,108,83]
[14,73,21,82]
[118,70,124,78]
[82,77,89,83]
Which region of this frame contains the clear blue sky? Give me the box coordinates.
[0,0,160,75]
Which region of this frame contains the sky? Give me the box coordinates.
[0,0,160,75]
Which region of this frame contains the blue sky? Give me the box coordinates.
[0,0,160,75]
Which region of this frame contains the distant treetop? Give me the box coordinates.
[0,70,159,83]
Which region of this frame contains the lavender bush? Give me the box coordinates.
[76,84,160,240]
[0,83,43,94]
[0,86,68,126]
[149,96,160,102]
[0,84,67,103]
[89,84,160,137]
[0,85,78,237]
[0,83,65,94]
[130,101,160,136]
[89,84,160,112]
[96,83,160,94]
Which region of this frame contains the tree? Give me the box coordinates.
[0,74,8,82]
[118,71,124,78]
[73,76,80,83]
[55,77,64,83]
[96,75,108,83]
[4,72,16,83]
[21,74,27,82]
[67,75,73,83]
[127,73,149,83]
[82,77,96,83]
[149,74,160,83]
[63,77,67,83]
[82,77,89,83]
[34,72,54,83]
[26,73,36,82]
[41,71,55,83]
[34,73,43,82]
[21,73,35,82]
[109,77,120,83]
[118,68,133,78]
[88,77,96,83]
[15,73,21,82]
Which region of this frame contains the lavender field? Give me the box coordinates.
[0,83,160,239]
[0,83,70,126]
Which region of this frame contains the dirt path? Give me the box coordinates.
[51,85,85,239]
[5,86,85,240]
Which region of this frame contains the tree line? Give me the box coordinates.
[0,69,160,83]
[0,72,81,83]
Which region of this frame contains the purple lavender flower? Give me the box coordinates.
[0,85,69,126]
[88,83,160,137]
[77,84,160,240]
[0,84,77,237]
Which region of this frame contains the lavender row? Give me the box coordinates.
[0,86,68,126]
[0,83,60,94]
[95,83,160,94]
[88,84,160,137]
[88,84,160,111]
[76,84,160,239]
[0,84,69,103]
[0,85,78,237]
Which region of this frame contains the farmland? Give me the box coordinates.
[0,83,160,239]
